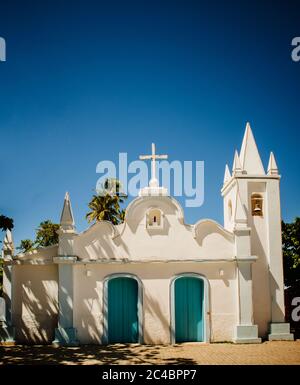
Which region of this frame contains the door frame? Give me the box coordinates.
[170,273,210,343]
[102,273,143,344]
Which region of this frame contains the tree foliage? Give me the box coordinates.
[0,215,14,231]
[86,178,127,225]
[18,220,59,252]
[282,217,300,288]
[35,220,59,247]
[17,239,35,253]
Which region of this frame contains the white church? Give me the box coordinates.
[0,123,294,345]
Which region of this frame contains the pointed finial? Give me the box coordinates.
[232,150,243,174]
[2,229,14,257]
[239,122,265,175]
[267,152,279,175]
[60,191,75,230]
[223,164,231,184]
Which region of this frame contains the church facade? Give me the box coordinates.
[0,123,294,345]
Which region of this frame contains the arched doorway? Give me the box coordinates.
[172,275,205,342]
[105,275,141,343]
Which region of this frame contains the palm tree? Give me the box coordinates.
[35,220,59,247]
[17,220,59,253]
[86,178,127,225]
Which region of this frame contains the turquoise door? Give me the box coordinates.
[108,277,139,343]
[174,277,204,342]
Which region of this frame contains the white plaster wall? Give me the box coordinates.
[13,264,58,344]
[12,196,238,344]
[243,180,271,337]
[74,196,234,262]
[17,244,58,262]
[73,262,237,344]
[265,179,285,322]
[223,182,237,232]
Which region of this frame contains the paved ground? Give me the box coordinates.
[0,341,299,365]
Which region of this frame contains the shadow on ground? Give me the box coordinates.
[0,344,197,365]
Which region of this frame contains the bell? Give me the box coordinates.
[254,203,261,213]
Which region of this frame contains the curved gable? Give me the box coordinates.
[74,221,121,261]
[193,219,234,259]
[73,199,234,262]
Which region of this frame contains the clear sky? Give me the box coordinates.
[0,0,299,247]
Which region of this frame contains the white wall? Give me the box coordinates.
[13,264,58,344]
[73,262,237,344]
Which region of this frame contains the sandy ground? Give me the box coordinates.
[0,341,300,365]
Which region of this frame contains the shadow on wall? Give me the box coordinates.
[194,221,233,247]
[0,344,197,365]
[79,225,129,260]
[143,292,170,344]
[79,294,102,344]
[247,205,274,338]
[2,265,12,323]
[14,267,58,345]
[78,279,171,345]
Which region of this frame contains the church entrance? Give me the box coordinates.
[107,277,139,343]
[174,276,204,342]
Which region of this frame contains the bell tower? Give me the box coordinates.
[222,122,293,341]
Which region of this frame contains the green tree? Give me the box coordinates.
[86,178,127,225]
[18,220,59,252]
[282,217,300,288]
[0,214,14,231]
[17,239,35,253]
[35,220,59,247]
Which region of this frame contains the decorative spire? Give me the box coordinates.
[267,152,279,175]
[232,150,243,174]
[239,122,265,175]
[60,192,75,230]
[2,229,14,258]
[223,164,231,184]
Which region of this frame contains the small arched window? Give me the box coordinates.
[251,193,263,217]
[147,208,163,229]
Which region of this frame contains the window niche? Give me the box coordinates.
[146,208,164,230]
[251,193,263,217]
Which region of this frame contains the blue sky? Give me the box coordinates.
[0,0,299,246]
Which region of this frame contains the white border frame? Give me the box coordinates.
[102,273,143,344]
[170,273,210,343]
